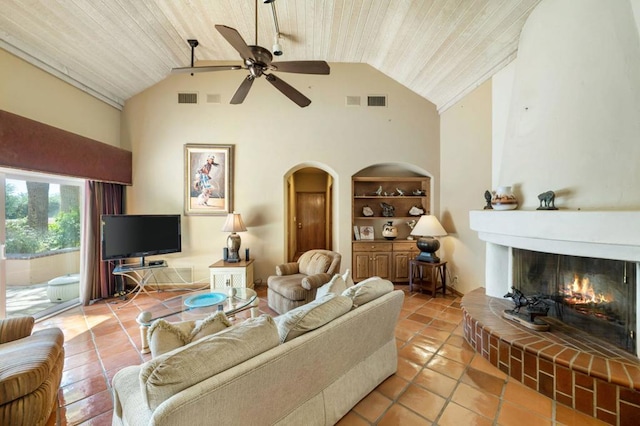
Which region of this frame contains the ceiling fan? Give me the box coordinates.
[171,9,330,107]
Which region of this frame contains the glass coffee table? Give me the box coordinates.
[135,287,258,353]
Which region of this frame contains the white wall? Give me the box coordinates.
[121,63,440,284]
[495,0,640,210]
[0,49,121,147]
[440,81,493,295]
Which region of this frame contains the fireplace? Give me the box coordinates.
[469,210,640,356]
[466,210,640,422]
[513,248,637,354]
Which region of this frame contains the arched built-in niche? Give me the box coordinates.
[352,163,435,283]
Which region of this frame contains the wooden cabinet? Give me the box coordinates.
[352,242,392,281]
[391,241,420,282]
[352,175,429,283]
[209,259,255,289]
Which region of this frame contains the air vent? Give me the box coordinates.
[206,94,221,104]
[178,92,198,104]
[367,95,387,107]
[346,96,361,106]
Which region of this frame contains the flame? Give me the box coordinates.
[563,274,610,304]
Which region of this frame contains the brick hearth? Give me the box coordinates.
[461,288,640,425]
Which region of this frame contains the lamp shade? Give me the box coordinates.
[410,215,446,263]
[410,215,447,237]
[221,212,247,233]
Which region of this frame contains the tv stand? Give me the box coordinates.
[112,262,168,308]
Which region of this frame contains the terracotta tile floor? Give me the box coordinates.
[32,285,610,425]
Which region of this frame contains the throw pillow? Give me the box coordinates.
[190,311,232,341]
[147,311,233,358]
[342,268,355,288]
[147,319,195,358]
[315,274,347,300]
[342,277,394,307]
[140,315,279,411]
[276,293,352,343]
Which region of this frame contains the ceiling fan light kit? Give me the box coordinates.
[272,35,283,56]
[170,0,329,107]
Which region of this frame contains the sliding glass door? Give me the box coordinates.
[1,168,84,319]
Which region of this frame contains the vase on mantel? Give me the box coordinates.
[491,186,518,210]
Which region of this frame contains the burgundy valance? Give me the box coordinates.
[0,110,131,185]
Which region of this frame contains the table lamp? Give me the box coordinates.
[222,211,247,262]
[410,215,447,263]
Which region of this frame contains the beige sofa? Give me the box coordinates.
[112,282,403,426]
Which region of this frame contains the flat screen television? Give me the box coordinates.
[101,214,181,266]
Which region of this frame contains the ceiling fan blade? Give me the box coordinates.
[230,76,255,104]
[171,65,241,74]
[271,61,330,75]
[215,25,255,61]
[265,74,311,108]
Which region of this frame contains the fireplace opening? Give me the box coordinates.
[513,248,637,354]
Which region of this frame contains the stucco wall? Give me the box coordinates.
[0,49,121,147]
[495,0,640,210]
[121,63,440,284]
[440,81,493,295]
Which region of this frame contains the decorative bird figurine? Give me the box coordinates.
[396,188,405,196]
[375,185,383,196]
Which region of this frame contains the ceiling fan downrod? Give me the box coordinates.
[187,39,199,75]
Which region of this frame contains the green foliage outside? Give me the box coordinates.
[5,210,80,254]
[5,184,79,254]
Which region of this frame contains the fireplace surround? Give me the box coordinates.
[469,210,640,358]
[467,210,640,422]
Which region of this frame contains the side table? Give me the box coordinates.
[409,260,447,296]
[209,259,255,290]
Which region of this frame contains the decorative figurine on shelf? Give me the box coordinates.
[412,189,426,196]
[362,205,374,217]
[380,202,395,217]
[537,190,558,210]
[381,221,398,240]
[408,205,425,216]
[406,219,417,240]
[374,185,383,196]
[502,286,551,331]
[396,188,405,196]
[483,190,493,210]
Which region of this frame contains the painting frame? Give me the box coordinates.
[184,144,234,216]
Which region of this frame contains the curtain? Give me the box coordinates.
[80,181,124,305]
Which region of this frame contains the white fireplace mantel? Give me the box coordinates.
[470,210,640,263]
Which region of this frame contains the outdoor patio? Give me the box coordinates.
[6,284,78,319]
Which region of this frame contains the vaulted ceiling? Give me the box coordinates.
[0,0,540,112]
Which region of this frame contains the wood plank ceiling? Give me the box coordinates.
[0,0,541,112]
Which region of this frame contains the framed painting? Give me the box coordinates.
[184,144,234,215]
[359,226,374,240]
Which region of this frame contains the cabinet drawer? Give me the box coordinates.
[392,241,418,251]
[353,242,393,252]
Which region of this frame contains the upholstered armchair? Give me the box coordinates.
[267,249,341,314]
[0,316,65,426]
